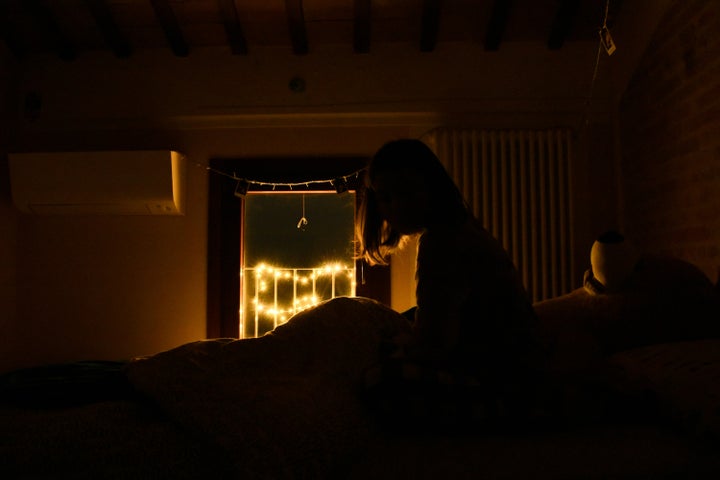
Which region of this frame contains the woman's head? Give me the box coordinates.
[356,139,470,265]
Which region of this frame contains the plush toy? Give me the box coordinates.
[584,231,639,295]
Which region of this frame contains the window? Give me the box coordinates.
[206,156,390,339]
[241,193,356,338]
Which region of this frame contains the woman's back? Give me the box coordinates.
[414,216,544,381]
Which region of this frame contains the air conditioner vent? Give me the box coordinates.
[8,150,186,216]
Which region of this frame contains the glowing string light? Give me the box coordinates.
[203,165,366,194]
[242,262,356,338]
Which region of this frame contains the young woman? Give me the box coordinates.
[356,138,546,428]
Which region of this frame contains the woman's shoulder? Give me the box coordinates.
[420,217,498,257]
[455,217,501,251]
[454,218,518,270]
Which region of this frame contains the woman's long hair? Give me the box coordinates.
[356,139,471,265]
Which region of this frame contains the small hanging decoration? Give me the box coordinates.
[599,25,616,56]
[598,0,616,56]
[296,194,309,230]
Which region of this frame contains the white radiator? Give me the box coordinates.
[424,128,575,302]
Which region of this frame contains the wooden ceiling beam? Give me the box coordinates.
[484,0,512,51]
[23,0,76,61]
[353,0,371,53]
[217,0,248,55]
[547,0,580,50]
[83,0,132,58]
[420,0,441,52]
[149,0,189,57]
[285,0,308,55]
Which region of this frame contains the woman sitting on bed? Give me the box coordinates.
[356,138,547,428]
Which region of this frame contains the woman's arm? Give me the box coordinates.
[410,232,473,363]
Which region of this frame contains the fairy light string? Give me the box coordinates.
[204,164,366,195]
[241,262,356,337]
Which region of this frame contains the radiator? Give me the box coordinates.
[423,128,575,302]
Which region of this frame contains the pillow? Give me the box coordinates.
[535,255,720,358]
[0,361,131,408]
[601,339,720,438]
[601,255,720,352]
[533,288,607,374]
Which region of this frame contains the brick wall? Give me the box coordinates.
[619,0,720,282]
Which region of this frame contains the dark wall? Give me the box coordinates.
[619,0,720,281]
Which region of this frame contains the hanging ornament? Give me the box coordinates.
[296,194,308,230]
[599,0,616,56]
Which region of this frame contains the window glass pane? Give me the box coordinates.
[241,193,356,338]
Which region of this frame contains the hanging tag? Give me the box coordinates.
[600,26,616,56]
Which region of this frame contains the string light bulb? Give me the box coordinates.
[242,262,356,337]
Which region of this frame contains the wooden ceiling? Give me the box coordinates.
[0,0,621,61]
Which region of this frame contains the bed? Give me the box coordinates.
[2,255,720,479]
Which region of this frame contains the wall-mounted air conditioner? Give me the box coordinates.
[8,150,186,215]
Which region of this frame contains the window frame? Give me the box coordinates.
[206,156,390,338]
